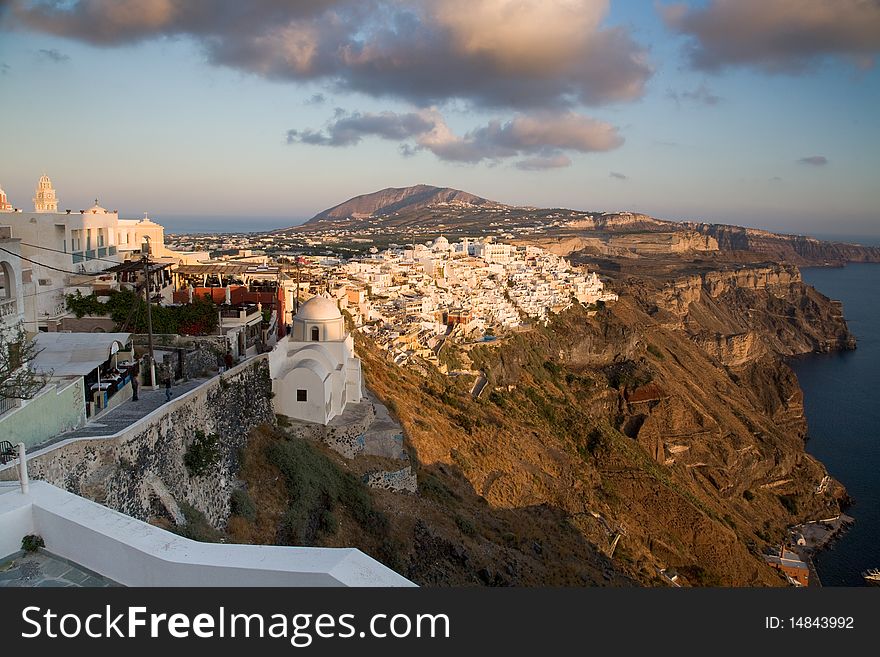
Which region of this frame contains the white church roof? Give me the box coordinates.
[296,296,342,321]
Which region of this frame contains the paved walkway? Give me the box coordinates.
[0,550,118,587]
[56,377,209,441]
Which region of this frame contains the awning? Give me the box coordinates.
[176,263,251,276]
[31,332,132,376]
[102,260,170,274]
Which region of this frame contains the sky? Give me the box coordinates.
[0,0,878,236]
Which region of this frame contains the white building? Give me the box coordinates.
[0,232,27,330]
[269,296,363,425]
[33,175,58,212]
[0,176,182,331]
[0,184,12,212]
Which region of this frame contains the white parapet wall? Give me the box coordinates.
[0,377,86,450]
[0,481,415,587]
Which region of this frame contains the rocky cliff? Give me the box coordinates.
[608,231,719,254]
[689,224,880,265]
[653,264,855,354]
[350,262,852,586]
[566,212,674,232]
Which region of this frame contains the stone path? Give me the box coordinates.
[0,550,118,587]
[54,377,209,441]
[470,371,488,399]
[361,392,408,460]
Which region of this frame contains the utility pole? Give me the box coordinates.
[142,237,156,388]
[295,259,301,313]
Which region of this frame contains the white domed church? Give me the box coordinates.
[268,295,363,425]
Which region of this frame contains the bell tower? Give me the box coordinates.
[33,174,58,212]
[0,184,12,211]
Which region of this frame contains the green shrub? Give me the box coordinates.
[742,490,755,502]
[455,515,477,537]
[230,488,256,521]
[585,428,608,456]
[65,288,219,334]
[21,534,45,553]
[542,360,563,378]
[678,564,723,587]
[419,473,460,505]
[646,344,665,360]
[175,503,224,543]
[267,435,389,545]
[778,494,798,515]
[184,430,222,476]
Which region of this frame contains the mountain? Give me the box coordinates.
[307,185,504,223]
[285,183,880,266]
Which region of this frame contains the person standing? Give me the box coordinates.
[130,361,140,402]
[164,371,173,403]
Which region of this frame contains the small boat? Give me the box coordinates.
[862,568,880,586]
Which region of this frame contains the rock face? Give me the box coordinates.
[655,264,855,354]
[690,224,880,265]
[307,185,502,223]
[355,261,853,586]
[608,231,719,254]
[566,212,674,231]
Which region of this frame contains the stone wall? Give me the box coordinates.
[282,400,376,459]
[363,466,417,493]
[154,344,222,381]
[1,357,274,529]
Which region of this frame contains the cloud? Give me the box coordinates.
[287,110,438,147]
[289,108,623,167]
[661,0,880,73]
[5,0,652,108]
[0,63,9,75]
[304,93,326,105]
[798,155,829,166]
[667,82,721,107]
[609,171,627,180]
[37,48,69,62]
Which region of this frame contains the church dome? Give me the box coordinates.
[88,199,107,213]
[296,296,342,322]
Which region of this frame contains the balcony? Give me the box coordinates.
[219,304,260,320]
[0,298,18,321]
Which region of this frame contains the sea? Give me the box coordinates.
[791,260,880,586]
[159,215,305,234]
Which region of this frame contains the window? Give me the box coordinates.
[311,326,319,341]
[296,389,307,402]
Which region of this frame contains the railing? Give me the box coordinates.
[0,396,17,416]
[219,305,260,320]
[0,298,18,320]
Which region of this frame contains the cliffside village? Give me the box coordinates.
[1,175,614,448]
